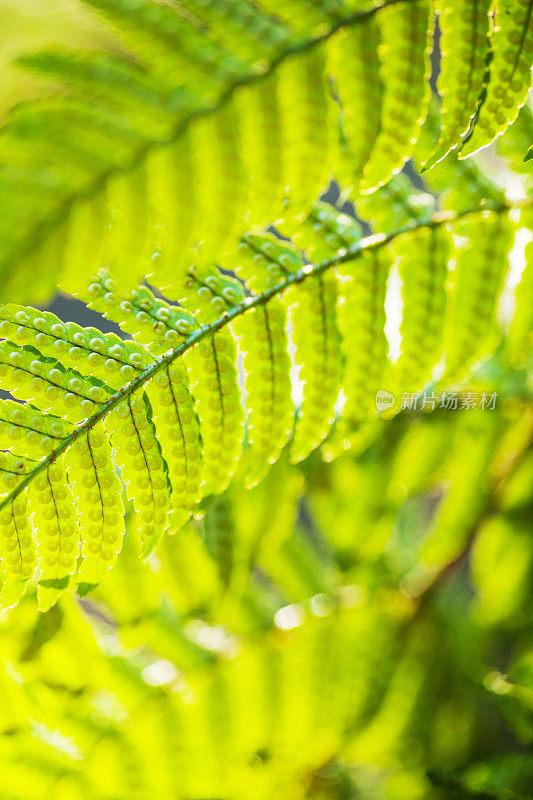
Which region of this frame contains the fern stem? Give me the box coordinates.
[0,198,523,512]
[14,0,413,269]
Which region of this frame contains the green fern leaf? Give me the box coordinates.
[360,0,432,193]
[0,304,152,389]
[328,13,383,191]
[178,0,291,62]
[356,173,436,230]
[0,341,110,421]
[461,0,533,157]
[424,0,492,168]
[0,192,525,610]
[235,302,294,487]
[15,48,177,137]
[340,248,393,424]
[65,421,125,586]
[145,363,204,528]
[284,201,390,429]
[85,273,245,497]
[203,492,235,589]
[284,200,362,261]
[85,273,199,355]
[234,75,285,227]
[105,393,171,556]
[277,49,334,219]
[443,210,514,381]
[391,226,451,398]
[0,399,72,458]
[289,273,344,462]
[0,454,37,610]
[80,0,246,94]
[30,458,79,611]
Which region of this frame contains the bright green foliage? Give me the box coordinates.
[234,302,294,487]
[30,458,80,612]
[328,14,382,191]
[507,216,533,368]
[86,274,244,497]
[0,193,529,607]
[289,272,344,463]
[203,492,235,588]
[340,248,392,424]
[236,75,285,226]
[0,0,531,301]
[85,273,200,355]
[360,0,431,192]
[461,0,533,156]
[0,400,72,459]
[188,331,245,496]
[497,100,533,170]
[145,364,203,528]
[0,341,109,423]
[443,210,514,381]
[278,50,333,220]
[392,226,451,398]
[356,172,436,229]
[0,304,152,389]
[0,398,531,799]
[232,230,303,293]
[420,409,500,566]
[105,395,171,556]
[0,454,37,609]
[0,2,532,797]
[426,0,492,167]
[65,422,125,591]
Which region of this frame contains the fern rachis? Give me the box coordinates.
[0,196,527,610]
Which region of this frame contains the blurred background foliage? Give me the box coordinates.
[0,394,531,799]
[0,1,532,798]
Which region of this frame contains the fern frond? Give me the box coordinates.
[105,394,172,555]
[416,100,506,208]
[15,48,178,137]
[391,225,451,398]
[290,273,344,462]
[3,0,532,307]
[360,0,432,193]
[0,399,72,458]
[145,363,204,528]
[4,0,406,299]
[341,248,393,423]
[424,0,492,168]
[0,455,37,609]
[356,172,436,230]
[80,0,247,94]
[29,457,80,611]
[328,12,383,193]
[443,210,515,382]
[0,304,152,389]
[460,0,533,157]
[235,303,294,487]
[203,492,235,589]
[65,422,125,592]
[0,198,526,609]
[0,341,110,421]
[277,49,333,219]
[421,409,500,565]
[258,0,347,33]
